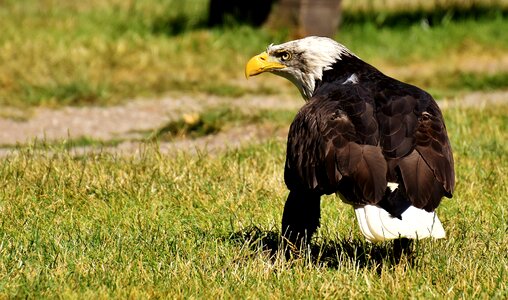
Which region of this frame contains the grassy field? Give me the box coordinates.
[0,0,507,108]
[0,104,507,298]
[1,0,508,298]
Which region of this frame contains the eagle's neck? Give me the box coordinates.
[299,53,357,100]
[312,55,378,97]
[291,75,318,101]
[274,70,316,100]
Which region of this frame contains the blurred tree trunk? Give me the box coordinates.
[266,0,343,38]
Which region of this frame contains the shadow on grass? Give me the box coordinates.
[227,226,415,271]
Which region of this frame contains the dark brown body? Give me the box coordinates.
[281,55,455,245]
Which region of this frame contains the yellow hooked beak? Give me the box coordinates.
[245,52,285,79]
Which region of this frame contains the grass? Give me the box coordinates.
[0,136,125,152]
[151,106,294,140]
[0,1,507,297]
[0,0,507,107]
[451,72,508,91]
[341,0,508,26]
[0,104,507,298]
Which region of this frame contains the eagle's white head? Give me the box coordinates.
[245,36,355,100]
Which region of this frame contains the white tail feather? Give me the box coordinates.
[354,207,377,241]
[354,204,446,242]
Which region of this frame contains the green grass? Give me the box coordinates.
[151,107,294,140]
[341,0,508,27]
[0,136,125,151]
[0,0,507,107]
[0,104,507,298]
[339,16,508,63]
[451,72,508,91]
[0,0,506,297]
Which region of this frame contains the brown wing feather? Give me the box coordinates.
[376,93,418,159]
[284,72,454,211]
[414,101,455,196]
[285,96,387,204]
[398,150,445,210]
[348,144,388,202]
[376,88,454,211]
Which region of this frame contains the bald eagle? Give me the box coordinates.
[245,36,455,246]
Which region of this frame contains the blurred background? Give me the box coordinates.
[0,0,506,108]
[0,0,507,151]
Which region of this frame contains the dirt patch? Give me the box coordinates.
[0,90,506,157]
[0,94,299,145]
[0,93,299,156]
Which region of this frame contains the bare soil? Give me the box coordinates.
[0,91,507,157]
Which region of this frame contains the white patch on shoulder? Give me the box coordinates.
[342,73,359,85]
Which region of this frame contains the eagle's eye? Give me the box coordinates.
[280,51,291,62]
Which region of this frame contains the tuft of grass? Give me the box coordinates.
[0,104,506,298]
[151,106,294,141]
[151,109,230,140]
[59,136,125,149]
